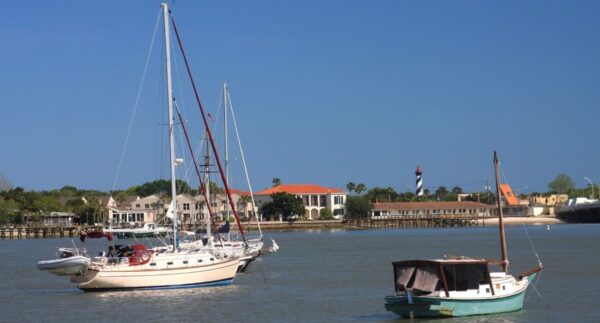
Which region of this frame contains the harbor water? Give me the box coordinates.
[1,223,599,322]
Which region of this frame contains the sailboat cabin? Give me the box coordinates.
[392,258,502,297]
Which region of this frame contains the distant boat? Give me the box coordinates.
[37,247,91,276]
[37,231,112,276]
[384,151,543,318]
[104,223,172,239]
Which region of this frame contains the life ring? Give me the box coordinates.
[141,251,151,262]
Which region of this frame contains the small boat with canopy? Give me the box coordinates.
[384,151,543,318]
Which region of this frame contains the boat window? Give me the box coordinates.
[150,263,156,266]
[442,264,488,291]
[167,262,173,265]
[197,259,203,263]
[183,261,188,264]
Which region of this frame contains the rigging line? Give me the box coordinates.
[170,14,248,246]
[111,8,162,194]
[527,273,548,305]
[522,224,543,266]
[227,90,263,237]
[173,100,222,243]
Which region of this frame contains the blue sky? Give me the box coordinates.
[1,1,599,194]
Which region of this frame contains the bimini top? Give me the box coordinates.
[391,256,500,297]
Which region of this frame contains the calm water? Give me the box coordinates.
[1,224,599,322]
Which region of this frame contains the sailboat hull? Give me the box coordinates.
[385,274,535,318]
[71,258,240,292]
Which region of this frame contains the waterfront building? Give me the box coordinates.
[528,194,568,215]
[23,211,78,226]
[195,189,255,222]
[255,184,347,220]
[370,201,494,219]
[107,195,163,226]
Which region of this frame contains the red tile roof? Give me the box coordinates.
[373,201,493,210]
[256,184,344,195]
[227,189,251,197]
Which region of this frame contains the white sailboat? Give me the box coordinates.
[175,82,266,269]
[40,3,241,291]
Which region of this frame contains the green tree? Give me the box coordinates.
[435,186,449,200]
[345,196,372,219]
[549,174,575,194]
[319,208,334,220]
[354,183,367,195]
[59,185,79,197]
[259,193,304,221]
[0,197,20,224]
[365,187,398,203]
[31,195,61,213]
[451,186,463,195]
[131,179,194,197]
[346,182,356,194]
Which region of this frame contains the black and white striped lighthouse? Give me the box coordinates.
[415,165,424,196]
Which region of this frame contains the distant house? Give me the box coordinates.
[23,212,78,226]
[255,184,347,220]
[103,189,257,227]
[107,195,164,227]
[370,201,494,219]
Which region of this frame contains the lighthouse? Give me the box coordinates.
[415,165,423,196]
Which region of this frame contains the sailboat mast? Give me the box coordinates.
[493,151,509,273]
[224,82,230,222]
[162,2,178,251]
[204,136,212,245]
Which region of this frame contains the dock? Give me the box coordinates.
[0,226,79,239]
[344,216,489,229]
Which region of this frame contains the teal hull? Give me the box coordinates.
[385,276,534,318]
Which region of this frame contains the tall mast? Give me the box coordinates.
[226,89,263,237]
[162,2,178,251]
[204,135,212,245]
[223,82,230,222]
[493,151,509,273]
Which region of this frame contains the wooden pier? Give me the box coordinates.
[344,216,491,229]
[0,226,79,240]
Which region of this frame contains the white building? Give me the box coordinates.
[255,184,347,220]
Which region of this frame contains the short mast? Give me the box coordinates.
[162,2,178,251]
[493,151,509,273]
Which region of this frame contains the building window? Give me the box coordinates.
[145,204,149,209]
[311,195,318,206]
[136,204,140,208]
[183,203,190,210]
[334,196,344,205]
[320,195,327,207]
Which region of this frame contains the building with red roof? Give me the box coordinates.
[255,184,347,220]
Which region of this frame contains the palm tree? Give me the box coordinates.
[355,183,366,195]
[272,177,281,187]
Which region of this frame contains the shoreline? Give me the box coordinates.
[240,217,567,231]
[0,217,569,239]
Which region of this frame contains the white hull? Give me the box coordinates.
[37,256,91,276]
[71,253,240,291]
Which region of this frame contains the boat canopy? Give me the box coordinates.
[80,230,113,242]
[392,259,494,297]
